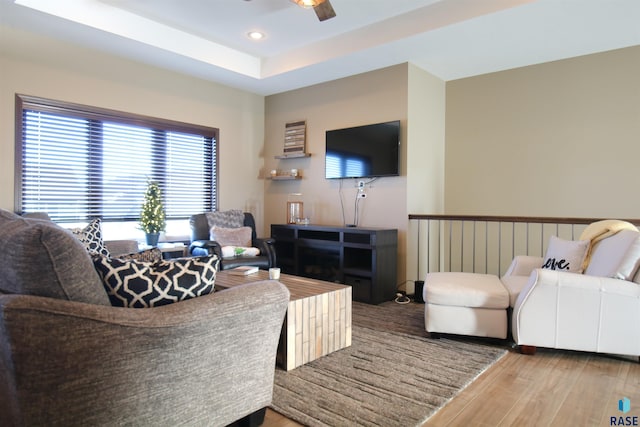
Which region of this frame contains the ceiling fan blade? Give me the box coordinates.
[314,0,336,21]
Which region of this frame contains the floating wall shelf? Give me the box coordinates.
[275,153,311,159]
[269,175,302,181]
[268,168,302,180]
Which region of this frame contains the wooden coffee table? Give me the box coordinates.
[215,270,352,371]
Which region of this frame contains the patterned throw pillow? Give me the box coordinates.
[210,225,252,247]
[205,209,244,229]
[71,218,110,257]
[541,236,589,273]
[117,247,163,263]
[93,255,219,308]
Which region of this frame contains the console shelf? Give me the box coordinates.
[271,224,398,304]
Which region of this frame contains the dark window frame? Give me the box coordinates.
[14,94,219,223]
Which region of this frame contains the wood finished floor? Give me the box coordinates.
[263,347,640,427]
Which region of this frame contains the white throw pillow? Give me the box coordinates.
[584,229,640,277]
[614,235,640,281]
[541,236,588,273]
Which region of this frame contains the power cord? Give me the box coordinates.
[394,292,411,304]
[338,179,346,226]
[353,192,361,227]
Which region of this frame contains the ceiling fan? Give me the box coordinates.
[291,0,336,22]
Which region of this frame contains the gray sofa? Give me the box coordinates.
[0,209,289,426]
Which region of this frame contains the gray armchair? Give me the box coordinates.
[0,209,289,426]
[1,283,289,426]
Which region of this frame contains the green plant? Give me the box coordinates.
[139,180,166,234]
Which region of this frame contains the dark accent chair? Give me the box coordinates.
[188,212,276,270]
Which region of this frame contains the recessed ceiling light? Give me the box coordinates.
[292,0,325,8]
[247,31,265,40]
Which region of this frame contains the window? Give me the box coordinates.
[15,94,218,223]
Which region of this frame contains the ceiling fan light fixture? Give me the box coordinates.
[292,0,326,9]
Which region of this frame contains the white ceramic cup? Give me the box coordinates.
[269,267,281,280]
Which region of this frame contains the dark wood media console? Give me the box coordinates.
[271,224,398,304]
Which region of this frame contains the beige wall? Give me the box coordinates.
[445,45,640,218]
[407,64,446,216]
[406,64,446,292]
[264,64,410,288]
[0,27,265,236]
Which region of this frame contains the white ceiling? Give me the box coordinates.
[1,0,639,95]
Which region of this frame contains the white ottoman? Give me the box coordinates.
[423,272,509,339]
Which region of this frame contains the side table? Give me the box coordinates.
[215,270,352,370]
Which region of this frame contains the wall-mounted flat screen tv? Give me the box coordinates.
[325,120,400,179]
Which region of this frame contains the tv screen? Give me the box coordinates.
[325,120,400,179]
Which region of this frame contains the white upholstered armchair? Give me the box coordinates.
[508,221,640,358]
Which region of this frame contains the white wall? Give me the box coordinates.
[0,27,265,239]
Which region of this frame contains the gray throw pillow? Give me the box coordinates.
[0,209,110,305]
[209,225,252,247]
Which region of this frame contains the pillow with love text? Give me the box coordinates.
[541,235,589,273]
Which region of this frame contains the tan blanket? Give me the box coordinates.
[579,219,638,269]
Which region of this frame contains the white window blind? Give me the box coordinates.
[16,95,218,223]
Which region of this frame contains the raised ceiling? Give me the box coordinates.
[2,0,640,95]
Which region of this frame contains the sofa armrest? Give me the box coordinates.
[104,239,140,257]
[502,255,543,278]
[512,268,640,356]
[254,237,276,268]
[255,236,275,246]
[188,239,222,258]
[0,281,290,426]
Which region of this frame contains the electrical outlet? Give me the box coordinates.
[357,180,365,191]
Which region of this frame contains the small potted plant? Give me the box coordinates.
[139,180,166,246]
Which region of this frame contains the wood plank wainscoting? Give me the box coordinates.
[408,214,640,278]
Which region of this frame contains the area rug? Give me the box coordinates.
[271,301,508,426]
